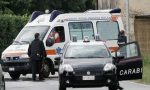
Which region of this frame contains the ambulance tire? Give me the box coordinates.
[42,63,50,78]
[9,72,20,80]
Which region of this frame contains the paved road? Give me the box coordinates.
[4,73,150,90]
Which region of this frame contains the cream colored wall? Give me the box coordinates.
[117,0,150,15]
[116,0,150,41]
[98,0,150,41]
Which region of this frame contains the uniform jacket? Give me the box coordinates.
[28,39,47,60]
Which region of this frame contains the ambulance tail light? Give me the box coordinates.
[111,15,118,21]
[109,47,119,52]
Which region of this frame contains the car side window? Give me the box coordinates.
[47,26,65,43]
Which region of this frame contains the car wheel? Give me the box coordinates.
[42,63,50,78]
[0,76,5,90]
[9,72,20,80]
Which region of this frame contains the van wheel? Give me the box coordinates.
[0,76,5,90]
[42,63,50,78]
[9,72,20,80]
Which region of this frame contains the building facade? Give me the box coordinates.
[98,0,150,54]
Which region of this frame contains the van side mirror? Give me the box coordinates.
[46,38,54,47]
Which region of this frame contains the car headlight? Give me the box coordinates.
[59,64,74,74]
[103,63,116,71]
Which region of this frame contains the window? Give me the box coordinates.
[65,45,110,58]
[14,26,49,44]
[97,21,119,40]
[69,22,94,40]
[118,43,139,58]
[48,26,65,43]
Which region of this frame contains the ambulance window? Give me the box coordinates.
[97,21,119,40]
[69,22,94,40]
[48,26,65,43]
[14,26,49,44]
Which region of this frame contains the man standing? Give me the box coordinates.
[28,33,46,81]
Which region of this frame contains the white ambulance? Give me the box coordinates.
[1,8,125,79]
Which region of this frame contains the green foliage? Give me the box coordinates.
[1,0,96,15]
[0,15,28,55]
[3,0,31,15]
[136,54,150,84]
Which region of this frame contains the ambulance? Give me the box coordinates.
[1,8,124,79]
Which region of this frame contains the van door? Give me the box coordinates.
[116,42,143,81]
[45,26,65,69]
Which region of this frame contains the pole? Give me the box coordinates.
[125,0,129,42]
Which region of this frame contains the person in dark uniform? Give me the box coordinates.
[117,30,127,90]
[117,30,127,47]
[28,33,47,81]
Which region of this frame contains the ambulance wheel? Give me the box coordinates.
[9,72,20,80]
[42,63,50,78]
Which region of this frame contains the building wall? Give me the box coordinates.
[98,0,150,53]
[98,0,150,41]
[117,0,150,41]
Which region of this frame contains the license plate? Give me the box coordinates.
[9,67,15,71]
[82,76,95,80]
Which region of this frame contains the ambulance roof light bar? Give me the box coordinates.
[85,8,121,13]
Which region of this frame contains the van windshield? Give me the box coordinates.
[14,26,49,44]
[97,21,119,40]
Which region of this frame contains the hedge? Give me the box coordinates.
[0,15,28,57]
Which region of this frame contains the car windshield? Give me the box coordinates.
[97,21,119,40]
[14,26,49,44]
[65,45,110,58]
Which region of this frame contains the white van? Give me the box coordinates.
[1,8,125,79]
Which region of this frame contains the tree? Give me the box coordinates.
[0,0,10,14]
[0,0,96,15]
[3,0,31,15]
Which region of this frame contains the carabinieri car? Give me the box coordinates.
[56,37,143,90]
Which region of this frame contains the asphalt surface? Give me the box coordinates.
[4,73,150,90]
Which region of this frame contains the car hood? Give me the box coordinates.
[2,44,29,57]
[63,58,113,68]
